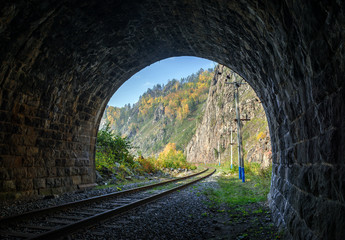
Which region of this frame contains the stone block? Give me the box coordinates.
[81,174,92,184]
[46,167,57,177]
[46,178,56,188]
[0,168,11,180]
[72,175,81,185]
[16,179,33,191]
[51,187,65,195]
[23,135,37,146]
[57,167,65,177]
[10,134,24,145]
[65,158,75,167]
[318,129,337,164]
[26,146,39,156]
[34,157,45,167]
[33,178,46,189]
[296,141,308,165]
[2,156,22,168]
[79,167,90,175]
[55,158,66,166]
[72,167,79,175]
[54,178,62,187]
[2,180,16,191]
[13,167,27,178]
[38,188,52,196]
[36,167,47,177]
[27,167,36,178]
[64,167,71,175]
[45,158,55,167]
[60,150,70,158]
[317,165,332,199]
[23,156,34,167]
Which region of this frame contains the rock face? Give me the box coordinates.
[186,65,271,167]
[0,1,345,239]
[153,103,165,123]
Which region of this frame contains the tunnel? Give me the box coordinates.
[0,0,344,239]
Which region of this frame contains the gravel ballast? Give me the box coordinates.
[0,174,280,239]
[0,179,162,218]
[72,177,218,240]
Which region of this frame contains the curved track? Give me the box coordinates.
[0,168,215,240]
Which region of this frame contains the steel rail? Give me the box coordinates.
[0,168,208,225]
[29,169,216,240]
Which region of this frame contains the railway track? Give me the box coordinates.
[0,168,215,240]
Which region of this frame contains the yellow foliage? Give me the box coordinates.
[156,143,193,169]
[136,68,213,119]
[257,132,267,140]
[182,103,189,118]
[161,142,177,156]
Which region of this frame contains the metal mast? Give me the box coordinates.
[226,76,249,182]
[234,82,244,181]
[230,126,233,169]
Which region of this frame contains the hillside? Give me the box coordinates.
[101,65,271,167]
[186,65,271,166]
[101,68,215,156]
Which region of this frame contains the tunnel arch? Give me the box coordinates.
[0,0,344,239]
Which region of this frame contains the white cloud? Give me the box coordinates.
[144,82,153,87]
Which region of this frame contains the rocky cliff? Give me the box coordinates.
[186,65,271,167]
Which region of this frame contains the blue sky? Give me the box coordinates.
[108,56,217,107]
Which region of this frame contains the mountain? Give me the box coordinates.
[101,68,215,156]
[186,65,271,167]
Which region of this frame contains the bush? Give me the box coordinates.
[97,124,134,165]
[156,143,195,169]
[95,126,196,180]
[136,156,157,174]
[95,124,135,176]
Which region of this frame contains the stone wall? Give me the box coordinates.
[0,0,344,239]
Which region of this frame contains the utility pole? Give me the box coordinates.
[230,126,233,169]
[218,141,221,166]
[226,79,250,182]
[234,82,244,181]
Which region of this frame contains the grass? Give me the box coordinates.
[203,162,272,207]
[201,163,283,239]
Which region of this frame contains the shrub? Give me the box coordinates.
[95,124,135,177]
[136,156,157,174]
[156,143,195,169]
[97,124,134,164]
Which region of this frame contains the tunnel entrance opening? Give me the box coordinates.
[95,57,272,188]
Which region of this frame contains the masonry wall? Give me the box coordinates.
[0,1,344,239]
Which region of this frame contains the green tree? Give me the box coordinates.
[96,124,134,166]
